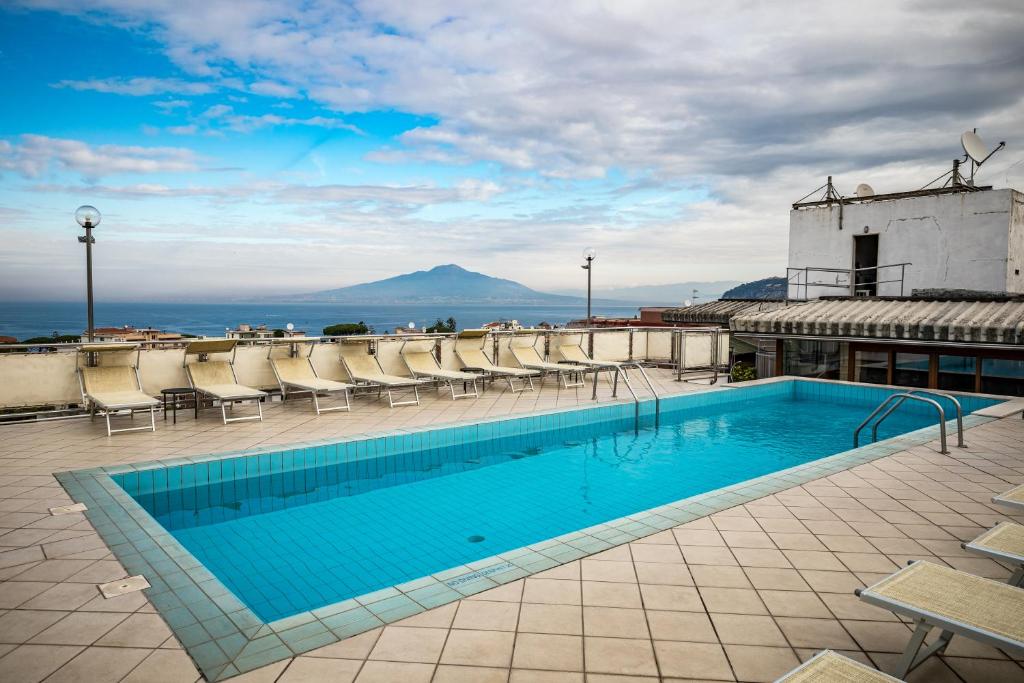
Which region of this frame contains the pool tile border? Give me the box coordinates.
[55,379,999,681]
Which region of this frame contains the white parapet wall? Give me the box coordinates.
[0,327,728,411]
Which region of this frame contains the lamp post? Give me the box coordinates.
[581,247,596,326]
[75,205,101,342]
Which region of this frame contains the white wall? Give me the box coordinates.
[788,189,1023,298]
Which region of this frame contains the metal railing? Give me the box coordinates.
[612,362,660,430]
[786,262,911,300]
[870,390,965,449]
[853,391,963,455]
[674,327,721,384]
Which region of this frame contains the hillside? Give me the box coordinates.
[281,264,588,304]
[721,277,787,300]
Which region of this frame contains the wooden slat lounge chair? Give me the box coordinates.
[454,330,537,393]
[509,337,587,389]
[400,340,480,400]
[962,521,1024,586]
[184,339,266,424]
[270,356,353,415]
[339,342,425,408]
[993,483,1024,513]
[773,650,899,682]
[77,343,159,436]
[855,560,1024,678]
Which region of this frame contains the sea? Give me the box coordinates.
[0,301,646,342]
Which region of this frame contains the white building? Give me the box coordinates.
[787,187,1024,299]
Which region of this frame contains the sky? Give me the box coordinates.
[1,1,1022,301]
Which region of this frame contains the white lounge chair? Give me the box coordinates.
[509,336,587,388]
[76,343,159,436]
[184,339,266,424]
[962,521,1024,586]
[269,347,353,415]
[554,337,622,370]
[773,650,899,682]
[454,329,537,393]
[855,560,1024,678]
[339,341,425,407]
[400,339,480,400]
[993,483,1024,513]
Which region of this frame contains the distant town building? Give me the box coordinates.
[0,336,16,345]
[482,320,523,331]
[85,326,183,342]
[393,326,427,335]
[225,323,304,339]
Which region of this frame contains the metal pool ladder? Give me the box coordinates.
[613,362,660,429]
[854,390,966,455]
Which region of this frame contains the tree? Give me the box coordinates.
[22,335,80,344]
[322,321,371,336]
[426,317,457,333]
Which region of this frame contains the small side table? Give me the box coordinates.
[161,388,196,424]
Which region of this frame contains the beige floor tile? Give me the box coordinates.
[304,628,381,659]
[628,543,683,563]
[355,660,434,683]
[688,565,751,588]
[724,644,801,683]
[523,578,581,605]
[0,608,67,642]
[710,613,787,646]
[119,648,201,683]
[632,562,693,586]
[277,656,361,683]
[841,620,913,653]
[95,612,172,648]
[673,529,726,547]
[512,633,582,671]
[580,559,636,583]
[582,581,642,608]
[681,546,738,566]
[395,603,457,628]
[721,531,776,549]
[731,548,792,569]
[471,579,524,603]
[452,600,520,631]
[781,550,845,571]
[0,643,83,683]
[638,584,702,612]
[584,636,657,676]
[653,641,734,680]
[757,590,831,618]
[533,563,579,581]
[30,610,127,645]
[432,664,509,683]
[767,533,827,551]
[774,617,857,650]
[517,603,582,635]
[712,516,761,532]
[45,645,151,683]
[698,587,767,615]
[798,570,863,594]
[743,567,809,591]
[646,609,718,643]
[835,553,899,573]
[582,606,649,638]
[508,670,582,682]
[943,656,1024,682]
[441,629,515,668]
[368,626,448,663]
[817,593,898,621]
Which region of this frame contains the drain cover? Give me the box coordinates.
[467,535,485,543]
[49,502,87,516]
[98,575,150,599]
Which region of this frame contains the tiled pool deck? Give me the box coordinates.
[0,372,1022,682]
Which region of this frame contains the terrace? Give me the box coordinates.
[0,330,1022,683]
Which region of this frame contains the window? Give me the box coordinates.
[854,350,888,384]
[893,353,929,388]
[980,358,1024,397]
[938,355,976,393]
[784,340,840,379]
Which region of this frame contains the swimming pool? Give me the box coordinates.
[59,379,1001,679]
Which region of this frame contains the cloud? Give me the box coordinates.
[0,134,199,179]
[54,76,216,96]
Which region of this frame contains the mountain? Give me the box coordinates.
[280,264,593,304]
[722,277,787,300]
[554,281,742,304]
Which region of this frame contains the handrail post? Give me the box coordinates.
[856,393,949,454]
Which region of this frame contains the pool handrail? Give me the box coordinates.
[870,390,965,449]
[616,361,660,428]
[854,393,948,454]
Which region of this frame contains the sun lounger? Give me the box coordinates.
[77,343,159,436]
[992,483,1024,513]
[773,650,899,682]
[510,339,587,388]
[184,339,266,424]
[855,560,1024,678]
[270,353,353,415]
[962,521,1024,586]
[339,342,425,407]
[555,339,621,370]
[454,330,537,393]
[400,340,479,400]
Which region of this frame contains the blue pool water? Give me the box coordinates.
[115,383,997,622]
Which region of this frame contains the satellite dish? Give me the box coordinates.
[683,299,692,307]
[286,323,294,331]
[961,131,988,164]
[408,322,416,329]
[855,183,874,198]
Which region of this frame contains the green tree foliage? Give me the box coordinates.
[426,317,457,333]
[22,335,80,344]
[730,361,757,382]
[322,321,371,336]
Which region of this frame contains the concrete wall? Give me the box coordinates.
[788,189,1022,298]
[0,328,726,410]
